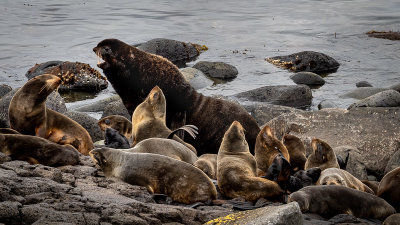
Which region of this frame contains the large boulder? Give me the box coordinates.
[233,85,312,109]
[290,72,325,86]
[341,87,389,99]
[64,111,103,142]
[348,90,400,109]
[180,67,213,90]
[74,95,121,112]
[242,102,302,126]
[193,61,238,79]
[266,51,340,74]
[26,61,108,93]
[136,38,207,67]
[333,146,368,180]
[384,142,400,175]
[267,107,400,178]
[101,100,131,120]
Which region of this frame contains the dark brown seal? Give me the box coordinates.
[217,121,283,202]
[93,39,260,155]
[89,148,216,204]
[0,134,80,166]
[378,167,400,212]
[305,138,339,171]
[361,180,379,195]
[288,185,396,220]
[8,74,94,155]
[194,154,218,179]
[283,134,307,172]
[98,115,133,141]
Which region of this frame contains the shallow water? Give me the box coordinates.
[1,0,399,110]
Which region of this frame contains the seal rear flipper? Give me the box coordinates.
[167,124,198,140]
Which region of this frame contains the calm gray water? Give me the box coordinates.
[1,0,400,111]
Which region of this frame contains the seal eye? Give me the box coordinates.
[105,119,110,125]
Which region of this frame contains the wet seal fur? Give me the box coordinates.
[94,39,260,155]
[288,185,396,220]
[317,168,374,194]
[305,138,339,171]
[255,125,290,175]
[194,154,217,179]
[377,167,400,212]
[98,115,132,141]
[89,148,216,204]
[0,134,80,166]
[283,134,307,172]
[8,74,93,155]
[217,121,283,202]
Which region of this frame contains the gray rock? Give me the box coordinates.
[64,111,103,142]
[180,67,213,90]
[318,100,338,110]
[0,152,11,164]
[234,85,312,109]
[193,61,238,79]
[356,81,373,88]
[341,87,389,99]
[267,107,400,178]
[266,51,340,74]
[0,84,12,99]
[206,202,303,225]
[0,201,21,224]
[384,142,400,175]
[348,90,400,109]
[242,101,302,126]
[137,38,204,67]
[74,95,121,112]
[389,83,400,92]
[383,213,400,225]
[26,61,108,93]
[101,100,131,120]
[290,72,325,85]
[333,146,368,180]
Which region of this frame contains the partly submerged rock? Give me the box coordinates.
[366,31,400,41]
[180,67,213,90]
[356,81,373,88]
[348,90,400,109]
[333,146,368,180]
[0,85,12,99]
[290,72,325,86]
[266,51,340,74]
[193,61,238,79]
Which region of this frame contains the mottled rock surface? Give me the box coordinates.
[356,81,373,88]
[290,72,325,86]
[0,84,12,99]
[318,100,338,110]
[64,111,103,142]
[180,67,213,90]
[366,31,400,41]
[348,90,400,109]
[193,61,238,79]
[101,100,131,120]
[74,95,121,112]
[341,87,388,99]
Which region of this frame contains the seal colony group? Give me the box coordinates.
[0,38,398,222]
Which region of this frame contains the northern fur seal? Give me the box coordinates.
[98,115,132,141]
[89,148,216,204]
[293,167,322,187]
[0,134,80,166]
[194,154,217,179]
[378,167,400,212]
[8,74,93,155]
[94,39,260,155]
[305,138,339,171]
[104,127,130,149]
[217,121,283,202]
[361,180,379,195]
[288,185,396,220]
[131,86,197,154]
[255,125,290,174]
[283,134,307,172]
[317,168,374,194]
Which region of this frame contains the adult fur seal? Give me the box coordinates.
[305,138,339,171]
[194,154,217,179]
[377,167,400,212]
[217,121,283,202]
[89,148,216,204]
[317,168,374,194]
[288,185,396,220]
[255,125,290,174]
[8,74,93,155]
[94,39,260,155]
[283,134,307,172]
[0,134,80,166]
[98,115,133,141]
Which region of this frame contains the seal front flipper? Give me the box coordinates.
[167,124,198,140]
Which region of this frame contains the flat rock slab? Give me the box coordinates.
[348,90,400,109]
[267,107,400,175]
[366,31,400,41]
[193,61,238,79]
[233,85,312,109]
[205,202,303,225]
[266,51,340,74]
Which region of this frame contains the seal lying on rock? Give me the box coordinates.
[8,74,93,155]
[89,148,216,204]
[288,185,396,220]
[317,168,374,194]
[93,39,260,155]
[305,138,339,171]
[0,134,80,166]
[217,121,283,202]
[194,154,218,179]
[378,167,400,212]
[98,115,133,141]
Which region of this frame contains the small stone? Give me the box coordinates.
[389,83,400,92]
[193,61,238,79]
[290,72,325,86]
[356,81,373,87]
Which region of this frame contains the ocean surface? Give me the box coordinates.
[1,0,399,113]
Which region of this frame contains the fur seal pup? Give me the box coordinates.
[377,167,400,212]
[317,168,374,194]
[131,86,197,153]
[217,121,283,202]
[89,148,216,204]
[194,154,217,179]
[255,125,290,174]
[8,74,93,155]
[0,134,80,166]
[104,128,130,149]
[305,138,339,171]
[293,167,322,187]
[288,185,396,220]
[98,115,132,141]
[94,39,260,155]
[283,134,307,172]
